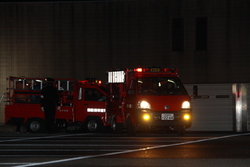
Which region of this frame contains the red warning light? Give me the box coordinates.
[134,68,143,72]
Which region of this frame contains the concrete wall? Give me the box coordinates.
[0,0,249,123]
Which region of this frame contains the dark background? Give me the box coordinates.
[1,0,249,83]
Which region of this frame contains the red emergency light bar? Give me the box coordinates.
[133,67,178,74]
[79,78,102,85]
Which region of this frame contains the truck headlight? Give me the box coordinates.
[182,101,191,109]
[138,101,151,109]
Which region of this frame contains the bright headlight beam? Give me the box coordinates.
[139,101,151,109]
[182,101,190,109]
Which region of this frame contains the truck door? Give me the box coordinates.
[75,86,107,132]
[83,87,107,112]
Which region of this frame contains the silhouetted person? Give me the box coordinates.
[41,78,59,133]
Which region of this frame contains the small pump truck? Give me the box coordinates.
[106,67,192,135]
[4,76,109,133]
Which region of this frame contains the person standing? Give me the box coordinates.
[41,78,59,133]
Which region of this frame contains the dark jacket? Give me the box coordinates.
[41,85,59,107]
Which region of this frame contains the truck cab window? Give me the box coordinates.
[84,88,106,101]
[138,77,188,95]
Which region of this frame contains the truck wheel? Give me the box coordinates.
[177,126,186,136]
[84,118,102,132]
[126,117,136,136]
[111,117,123,134]
[26,118,44,133]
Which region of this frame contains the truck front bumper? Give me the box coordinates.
[135,109,192,129]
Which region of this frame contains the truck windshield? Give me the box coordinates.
[137,77,188,95]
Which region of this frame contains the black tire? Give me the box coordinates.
[126,117,136,136]
[26,118,45,133]
[111,117,123,134]
[84,117,102,132]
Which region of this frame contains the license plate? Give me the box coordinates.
[161,113,174,120]
[150,68,160,72]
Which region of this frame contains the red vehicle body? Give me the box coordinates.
[106,67,192,135]
[4,76,109,133]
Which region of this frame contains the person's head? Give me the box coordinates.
[46,78,55,86]
[167,82,175,90]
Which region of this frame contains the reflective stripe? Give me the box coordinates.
[87,108,106,113]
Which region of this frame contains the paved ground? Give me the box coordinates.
[0,123,16,133]
[0,123,238,134]
[0,130,250,167]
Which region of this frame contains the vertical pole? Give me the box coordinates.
[233,83,248,132]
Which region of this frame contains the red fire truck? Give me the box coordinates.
[106,67,192,135]
[4,76,109,133]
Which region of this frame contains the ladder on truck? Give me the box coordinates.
[6,76,76,105]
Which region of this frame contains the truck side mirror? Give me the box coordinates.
[193,85,198,98]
